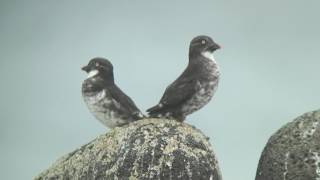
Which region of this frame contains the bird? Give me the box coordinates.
[146,35,221,121]
[81,57,144,128]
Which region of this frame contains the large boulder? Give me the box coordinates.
[256,109,320,180]
[35,118,222,180]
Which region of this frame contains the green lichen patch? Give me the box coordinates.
[256,109,320,180]
[35,118,222,180]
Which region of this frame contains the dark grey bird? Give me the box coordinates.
[82,57,144,128]
[147,35,221,121]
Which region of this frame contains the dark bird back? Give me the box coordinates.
[82,57,144,128]
[147,35,221,121]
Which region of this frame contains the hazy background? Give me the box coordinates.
[1,0,320,179]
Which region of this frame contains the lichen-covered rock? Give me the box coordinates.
[35,118,222,180]
[256,109,320,180]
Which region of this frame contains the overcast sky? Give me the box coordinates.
[1,0,320,179]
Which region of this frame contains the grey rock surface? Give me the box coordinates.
[35,118,222,180]
[256,109,320,180]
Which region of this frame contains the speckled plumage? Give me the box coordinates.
[147,35,221,121]
[82,58,144,128]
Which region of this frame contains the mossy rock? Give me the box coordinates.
[256,110,320,180]
[35,118,222,180]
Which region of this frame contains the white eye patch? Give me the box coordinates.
[201,40,206,44]
[87,70,99,78]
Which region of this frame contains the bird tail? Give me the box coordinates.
[146,104,160,113]
[146,104,163,117]
[132,111,146,120]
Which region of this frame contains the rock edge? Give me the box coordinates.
[35,118,222,180]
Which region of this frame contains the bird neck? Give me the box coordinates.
[100,73,115,85]
[189,48,200,59]
[188,51,204,65]
[90,71,114,85]
[201,51,215,62]
[88,70,114,83]
[188,51,218,72]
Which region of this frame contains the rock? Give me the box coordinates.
[255,109,320,180]
[35,118,222,180]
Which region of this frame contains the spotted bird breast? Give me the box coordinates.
[181,57,220,116]
[82,82,126,128]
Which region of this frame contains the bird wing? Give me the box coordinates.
[147,77,198,113]
[108,85,143,119]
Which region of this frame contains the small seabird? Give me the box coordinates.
[82,57,144,128]
[147,35,221,121]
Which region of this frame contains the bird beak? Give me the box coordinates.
[82,65,90,72]
[207,43,221,52]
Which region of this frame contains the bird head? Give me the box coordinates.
[82,57,114,79]
[189,35,221,57]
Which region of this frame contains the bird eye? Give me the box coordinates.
[201,40,206,44]
[95,62,99,66]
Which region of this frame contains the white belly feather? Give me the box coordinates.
[83,89,125,128]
